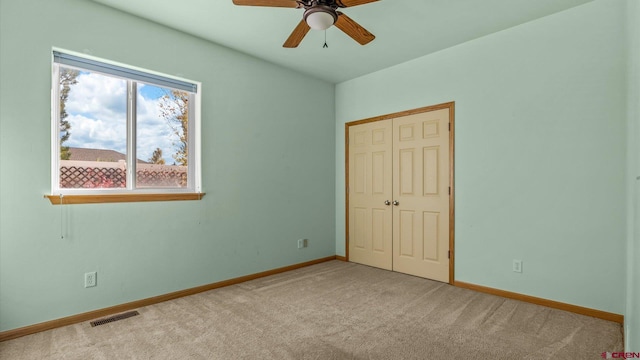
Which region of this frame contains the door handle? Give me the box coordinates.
[393,200,399,206]
[385,200,391,206]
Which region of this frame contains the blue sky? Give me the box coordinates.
[138,83,167,99]
[64,70,182,164]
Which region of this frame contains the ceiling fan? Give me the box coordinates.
[232,0,378,48]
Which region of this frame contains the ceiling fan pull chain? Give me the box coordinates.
[323,30,328,48]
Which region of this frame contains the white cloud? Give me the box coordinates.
[66,72,127,118]
[66,114,126,153]
[65,74,182,164]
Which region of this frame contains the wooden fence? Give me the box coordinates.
[59,160,187,188]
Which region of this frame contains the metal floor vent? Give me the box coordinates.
[90,311,140,327]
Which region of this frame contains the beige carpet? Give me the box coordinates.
[0,260,623,359]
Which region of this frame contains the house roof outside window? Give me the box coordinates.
[66,147,149,164]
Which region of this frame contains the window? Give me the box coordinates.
[50,50,201,202]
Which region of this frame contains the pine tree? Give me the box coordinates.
[59,68,79,160]
[149,147,165,164]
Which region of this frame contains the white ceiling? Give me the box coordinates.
[91,0,593,83]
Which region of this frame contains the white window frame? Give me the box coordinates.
[50,48,202,196]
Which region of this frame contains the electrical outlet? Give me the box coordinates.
[297,239,308,249]
[84,271,97,288]
[513,260,522,273]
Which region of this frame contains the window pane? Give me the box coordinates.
[135,84,188,188]
[58,67,127,189]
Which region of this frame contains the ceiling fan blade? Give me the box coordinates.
[337,0,379,7]
[232,0,298,8]
[283,20,311,48]
[334,13,375,45]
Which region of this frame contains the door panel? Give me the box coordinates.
[353,207,367,249]
[399,149,415,195]
[392,109,450,282]
[423,147,439,195]
[422,212,439,261]
[348,121,393,270]
[371,209,386,252]
[399,210,415,256]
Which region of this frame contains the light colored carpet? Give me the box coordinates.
[0,260,623,359]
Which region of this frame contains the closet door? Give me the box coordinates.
[392,109,450,282]
[348,120,393,270]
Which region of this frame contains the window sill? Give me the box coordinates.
[45,193,205,205]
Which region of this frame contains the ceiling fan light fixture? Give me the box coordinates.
[303,6,337,30]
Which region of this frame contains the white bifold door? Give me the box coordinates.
[348,107,451,282]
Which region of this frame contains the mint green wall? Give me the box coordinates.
[627,0,640,351]
[0,0,335,332]
[336,0,626,314]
